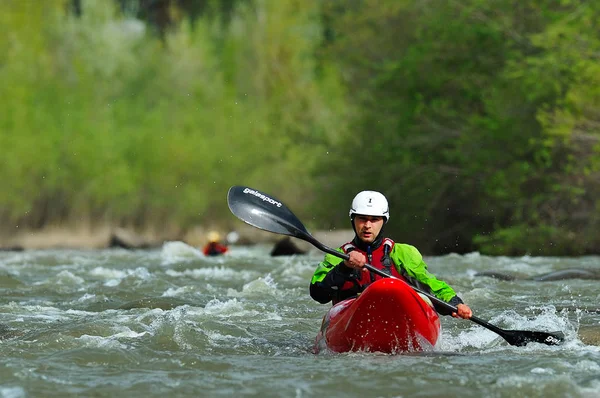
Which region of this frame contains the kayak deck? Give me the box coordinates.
[314,278,441,354]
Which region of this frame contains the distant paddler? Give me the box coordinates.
[202,231,229,256]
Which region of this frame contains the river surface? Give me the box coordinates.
[0,243,599,397]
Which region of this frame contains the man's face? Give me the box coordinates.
[353,215,385,243]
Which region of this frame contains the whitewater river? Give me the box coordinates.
[0,243,598,397]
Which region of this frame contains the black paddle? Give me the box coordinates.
[227,185,565,347]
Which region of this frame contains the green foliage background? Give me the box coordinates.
[1,0,599,255]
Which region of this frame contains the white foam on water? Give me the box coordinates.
[193,298,283,323]
[494,373,573,389]
[98,267,153,287]
[34,270,85,287]
[504,261,552,273]
[227,274,279,298]
[465,269,480,279]
[63,309,97,317]
[571,360,600,372]
[204,330,255,345]
[530,367,555,374]
[77,334,128,349]
[580,381,600,398]
[161,286,189,297]
[456,253,555,275]
[76,293,97,302]
[89,266,127,279]
[11,305,66,321]
[438,325,499,351]
[491,306,574,341]
[160,241,203,265]
[278,259,318,283]
[131,308,167,325]
[461,286,499,302]
[463,251,482,260]
[110,326,148,339]
[490,371,600,398]
[165,267,256,281]
[201,298,259,317]
[0,386,26,398]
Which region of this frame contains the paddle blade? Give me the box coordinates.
[468,315,565,347]
[502,329,565,347]
[227,186,311,240]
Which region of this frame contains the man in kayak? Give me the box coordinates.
[310,191,472,319]
[202,231,229,256]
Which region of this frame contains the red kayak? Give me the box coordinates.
[313,278,441,354]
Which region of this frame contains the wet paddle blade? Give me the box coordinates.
[469,314,565,346]
[502,329,565,347]
[227,186,311,240]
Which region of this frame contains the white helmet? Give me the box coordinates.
[349,191,389,222]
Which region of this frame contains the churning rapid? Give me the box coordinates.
[0,243,599,397]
